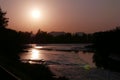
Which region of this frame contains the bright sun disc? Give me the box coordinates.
[31,9,41,19]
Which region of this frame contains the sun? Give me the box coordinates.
[31,9,42,19]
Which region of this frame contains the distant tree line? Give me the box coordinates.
[0,29,93,44]
[32,29,93,44]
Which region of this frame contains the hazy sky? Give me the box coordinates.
[0,0,120,33]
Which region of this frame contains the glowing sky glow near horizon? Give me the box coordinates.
[0,0,120,33]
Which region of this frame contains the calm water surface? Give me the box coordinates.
[19,44,95,80]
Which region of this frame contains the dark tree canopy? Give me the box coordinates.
[0,8,8,28]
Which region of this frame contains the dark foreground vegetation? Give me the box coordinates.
[92,27,120,72]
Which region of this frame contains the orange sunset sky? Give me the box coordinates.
[0,0,120,33]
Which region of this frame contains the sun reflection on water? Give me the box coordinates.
[20,48,46,64]
[35,46,43,49]
[30,49,40,60]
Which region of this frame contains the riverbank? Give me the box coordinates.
[49,64,120,80]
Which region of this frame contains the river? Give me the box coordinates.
[19,44,95,80]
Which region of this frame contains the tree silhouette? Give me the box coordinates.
[0,8,8,28]
[93,27,120,71]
